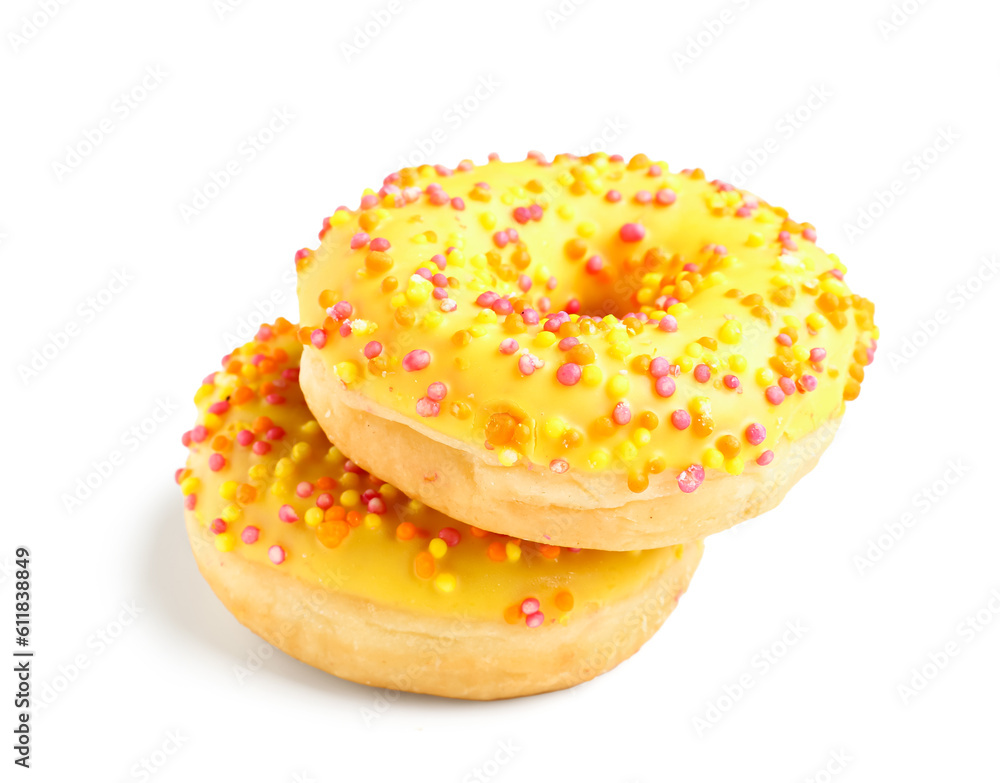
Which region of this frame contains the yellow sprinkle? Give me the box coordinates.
[389,293,406,309]
[248,464,268,481]
[304,508,324,527]
[588,449,610,470]
[746,232,764,247]
[180,476,200,496]
[677,356,695,373]
[364,513,381,530]
[728,354,747,372]
[771,273,792,287]
[379,483,398,500]
[783,315,802,328]
[274,458,294,477]
[505,541,522,562]
[533,332,557,348]
[577,220,597,237]
[820,277,850,297]
[557,204,575,220]
[340,472,360,489]
[718,319,743,345]
[544,417,567,439]
[793,346,810,362]
[703,448,724,469]
[557,172,574,187]
[291,442,313,462]
[725,456,746,476]
[330,210,350,226]
[325,445,342,461]
[203,412,221,430]
[498,448,519,467]
[607,374,630,398]
[429,538,448,559]
[340,489,360,507]
[405,275,432,305]
[582,365,603,386]
[667,302,689,317]
[220,480,238,501]
[270,479,292,498]
[435,573,456,593]
[685,342,704,358]
[475,309,498,324]
[756,367,775,386]
[221,504,242,523]
[479,212,497,230]
[468,325,487,338]
[806,312,828,331]
[690,396,711,415]
[632,427,651,447]
[193,384,214,403]
[615,441,638,463]
[240,364,258,380]
[335,361,358,384]
[214,532,236,552]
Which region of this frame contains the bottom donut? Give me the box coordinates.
[177,320,702,699]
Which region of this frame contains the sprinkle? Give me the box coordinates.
[605,189,622,202]
[619,223,645,242]
[556,363,583,386]
[549,459,569,473]
[402,350,431,371]
[241,526,259,544]
[677,464,705,493]
[757,450,775,466]
[521,597,540,614]
[778,376,796,396]
[612,401,632,425]
[268,545,286,565]
[499,338,519,354]
[655,376,676,398]
[723,374,740,390]
[208,453,226,471]
[658,315,678,332]
[656,188,677,205]
[671,410,691,430]
[810,348,827,362]
[278,504,299,523]
[526,612,545,628]
[438,527,461,547]
[350,232,370,249]
[765,386,785,405]
[694,364,711,383]
[746,423,767,445]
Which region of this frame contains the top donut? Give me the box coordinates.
[295,152,877,549]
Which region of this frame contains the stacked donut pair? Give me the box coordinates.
[179,152,877,699]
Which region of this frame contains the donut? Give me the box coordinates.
[178,321,701,700]
[295,152,878,550]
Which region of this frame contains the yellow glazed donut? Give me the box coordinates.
[296,152,878,550]
[178,321,701,700]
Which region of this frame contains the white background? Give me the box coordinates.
[4,0,999,780]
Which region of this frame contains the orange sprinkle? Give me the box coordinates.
[554,590,574,612]
[236,484,257,504]
[315,476,337,490]
[487,541,507,562]
[316,519,349,548]
[537,544,561,559]
[252,416,273,434]
[397,521,417,540]
[414,552,435,579]
[225,359,243,375]
[346,510,363,527]
[231,386,253,405]
[324,506,346,522]
[211,435,231,451]
[469,526,490,538]
[503,605,522,624]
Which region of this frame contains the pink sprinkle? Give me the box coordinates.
[803,227,817,242]
[338,322,352,338]
[677,464,705,493]
[656,188,677,205]
[364,341,382,359]
[499,338,519,355]
[268,545,286,565]
[476,291,499,308]
[265,426,285,440]
[513,206,530,224]
[746,423,766,446]
[492,230,509,248]
[236,429,254,446]
[278,504,299,523]
[566,298,580,314]
[402,350,431,371]
[184,494,197,510]
[556,363,582,386]
[810,348,826,362]
[360,194,379,209]
[635,190,652,204]
[694,364,711,383]
[208,400,230,415]
[332,301,353,320]
[655,376,676,398]
[191,425,208,443]
[294,248,310,262]
[451,197,465,210]
[648,164,662,176]
[416,397,440,417]
[585,255,603,274]
[241,526,259,545]
[427,382,448,401]
[799,374,818,392]
[613,401,632,425]
[723,374,740,390]
[620,223,646,242]
[431,273,448,287]
[518,274,532,292]
[492,297,514,315]
[558,337,579,351]
[518,355,535,376]
[549,459,569,474]
[528,204,543,220]
[310,329,327,349]
[765,386,785,405]
[439,527,461,547]
[521,598,540,614]
[367,497,386,514]
[370,237,391,251]
[252,441,271,455]
[264,394,285,405]
[428,189,449,205]
[650,356,671,377]
[757,450,775,466]
[210,518,226,535]
[316,493,333,510]
[778,376,796,396]
[296,482,314,498]
[350,232,370,249]
[605,190,622,202]
[522,308,540,325]
[671,410,691,430]
[658,314,678,332]
[526,612,545,628]
[776,333,792,347]
[828,268,845,280]
[208,453,226,471]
